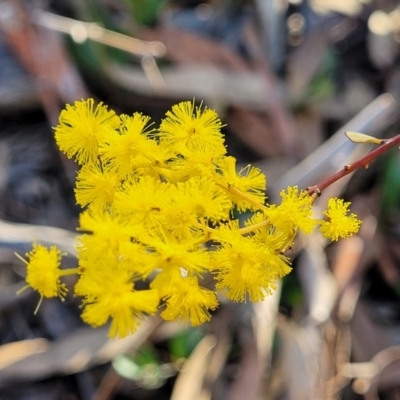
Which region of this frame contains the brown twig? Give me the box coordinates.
[307,133,400,196]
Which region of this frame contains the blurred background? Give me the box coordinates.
[1,0,400,399]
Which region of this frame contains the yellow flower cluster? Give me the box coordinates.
[17,99,361,338]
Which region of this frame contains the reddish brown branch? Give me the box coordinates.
[307,133,400,196]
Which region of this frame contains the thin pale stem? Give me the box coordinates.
[14,252,28,265]
[59,267,81,277]
[34,296,44,315]
[239,219,270,235]
[224,184,269,212]
[282,229,297,253]
[192,234,211,247]
[16,284,30,295]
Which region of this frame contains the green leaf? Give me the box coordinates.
[168,326,205,359]
[113,345,170,389]
[122,0,168,26]
[380,149,400,222]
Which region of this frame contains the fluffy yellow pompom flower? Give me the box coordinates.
[216,156,266,212]
[79,282,159,339]
[146,229,211,275]
[267,186,317,236]
[319,198,361,241]
[113,176,173,226]
[75,257,159,339]
[211,221,291,302]
[99,113,160,178]
[16,244,67,302]
[54,99,120,165]
[77,209,141,258]
[214,259,286,303]
[245,212,290,252]
[169,136,226,181]
[160,276,218,326]
[159,177,231,239]
[159,101,224,151]
[75,163,120,211]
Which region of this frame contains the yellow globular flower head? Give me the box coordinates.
[267,186,317,237]
[216,156,266,212]
[169,137,227,181]
[113,176,173,227]
[20,244,67,299]
[245,212,290,253]
[214,259,286,303]
[182,177,231,222]
[160,276,218,326]
[146,229,211,276]
[319,198,361,241]
[77,208,140,261]
[150,265,184,299]
[118,240,158,279]
[54,99,120,165]
[75,163,120,211]
[75,258,159,338]
[99,113,159,179]
[211,221,291,302]
[158,198,203,240]
[160,177,230,235]
[138,142,174,179]
[159,101,224,152]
